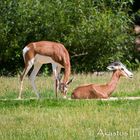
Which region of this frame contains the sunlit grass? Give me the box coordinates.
[0,99,140,140]
[0,71,139,99]
[0,72,140,140]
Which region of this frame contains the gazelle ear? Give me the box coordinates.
[66,77,74,85]
[107,66,115,70]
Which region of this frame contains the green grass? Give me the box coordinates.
[0,72,140,140]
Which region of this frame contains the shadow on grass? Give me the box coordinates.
[0,97,140,109]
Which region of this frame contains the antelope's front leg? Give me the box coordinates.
[55,78,59,98]
[52,64,61,98]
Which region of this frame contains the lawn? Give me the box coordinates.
[0,71,140,140]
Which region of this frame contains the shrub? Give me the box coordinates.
[0,0,138,75]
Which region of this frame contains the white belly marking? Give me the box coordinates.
[34,54,63,67]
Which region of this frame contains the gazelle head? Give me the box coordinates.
[57,75,73,97]
[107,62,133,78]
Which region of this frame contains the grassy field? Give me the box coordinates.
[0,71,140,140]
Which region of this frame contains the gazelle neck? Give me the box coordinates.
[62,60,71,84]
[107,70,121,96]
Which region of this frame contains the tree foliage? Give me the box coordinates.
[0,0,139,75]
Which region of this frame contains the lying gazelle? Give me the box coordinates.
[71,62,133,99]
[19,41,73,99]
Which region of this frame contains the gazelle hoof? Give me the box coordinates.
[63,96,67,99]
[17,97,22,100]
[36,93,41,99]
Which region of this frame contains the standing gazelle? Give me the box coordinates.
[71,62,133,99]
[19,41,72,99]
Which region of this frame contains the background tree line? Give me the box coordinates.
[0,0,139,75]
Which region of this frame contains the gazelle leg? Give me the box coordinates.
[52,64,58,98]
[19,64,32,99]
[29,62,42,99]
[56,66,61,90]
[52,64,61,98]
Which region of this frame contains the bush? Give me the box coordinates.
[0,0,138,75]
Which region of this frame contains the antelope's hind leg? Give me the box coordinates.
[19,64,33,99]
[29,62,42,99]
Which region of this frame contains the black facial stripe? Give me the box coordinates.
[59,83,67,92]
[61,83,67,87]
